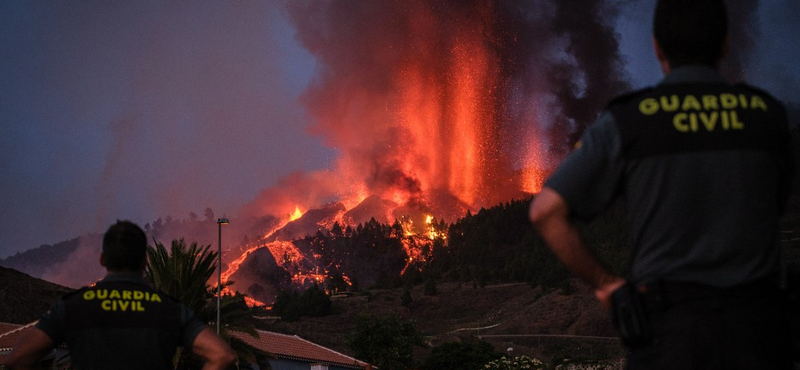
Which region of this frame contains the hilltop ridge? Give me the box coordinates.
[0,266,70,324]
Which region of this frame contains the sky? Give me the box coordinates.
[1,0,798,259]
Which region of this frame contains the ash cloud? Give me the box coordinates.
[720,0,761,82]
[285,0,630,213]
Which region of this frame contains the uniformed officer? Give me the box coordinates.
[3,221,236,370]
[529,0,795,369]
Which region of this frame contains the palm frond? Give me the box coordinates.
[145,238,269,369]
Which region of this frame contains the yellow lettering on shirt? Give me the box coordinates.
[87,288,163,312]
[673,113,689,132]
[750,96,768,111]
[681,95,701,111]
[639,98,659,115]
[638,91,767,133]
[699,112,719,131]
[661,95,680,112]
[702,95,719,110]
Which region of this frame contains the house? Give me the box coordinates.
[0,321,71,369]
[231,330,372,370]
[0,322,26,359]
[0,322,372,370]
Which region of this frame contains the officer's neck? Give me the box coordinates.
[106,269,144,277]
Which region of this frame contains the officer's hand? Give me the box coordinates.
[594,277,626,310]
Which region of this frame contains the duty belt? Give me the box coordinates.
[636,276,783,311]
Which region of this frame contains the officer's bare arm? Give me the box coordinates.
[529,187,625,308]
[3,327,55,370]
[191,327,236,370]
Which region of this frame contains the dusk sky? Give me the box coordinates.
[1,1,798,259]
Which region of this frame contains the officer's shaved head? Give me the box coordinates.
[654,0,728,68]
[102,220,147,272]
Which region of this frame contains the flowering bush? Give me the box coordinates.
[482,356,547,370]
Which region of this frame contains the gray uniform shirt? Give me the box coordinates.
[545,65,794,287]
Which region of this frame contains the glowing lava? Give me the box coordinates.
[289,206,303,221]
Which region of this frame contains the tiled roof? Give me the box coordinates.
[0,322,371,370]
[231,330,370,369]
[0,322,34,356]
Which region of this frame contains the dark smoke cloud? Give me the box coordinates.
[720,0,761,82]
[285,0,630,212]
[547,2,630,147]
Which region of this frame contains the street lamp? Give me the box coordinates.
[216,218,229,334]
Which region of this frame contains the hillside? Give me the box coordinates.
[0,266,70,324]
[0,190,796,366]
[0,234,104,289]
[266,280,626,365]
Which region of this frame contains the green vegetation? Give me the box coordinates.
[346,313,425,370]
[289,197,630,303]
[145,239,269,369]
[145,239,216,314]
[400,288,413,307]
[294,218,408,290]
[272,284,332,321]
[421,340,501,370]
[430,198,629,289]
[483,355,547,370]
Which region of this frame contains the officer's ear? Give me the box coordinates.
[100,252,107,268]
[720,35,730,62]
[652,37,671,74]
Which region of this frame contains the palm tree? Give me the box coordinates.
[145,239,271,369]
[146,239,215,314]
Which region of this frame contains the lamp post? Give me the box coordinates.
[216,218,229,334]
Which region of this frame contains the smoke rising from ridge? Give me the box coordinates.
[243,0,631,222]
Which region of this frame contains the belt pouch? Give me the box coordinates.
[611,282,653,346]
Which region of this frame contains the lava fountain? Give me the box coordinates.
[226,0,630,303]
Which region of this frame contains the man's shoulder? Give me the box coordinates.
[60,285,92,301]
[734,83,786,107]
[605,87,655,109]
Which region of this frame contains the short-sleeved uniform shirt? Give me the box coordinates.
[545,65,795,287]
[36,273,206,370]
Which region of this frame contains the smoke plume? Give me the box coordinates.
[245,0,631,223]
[720,0,761,82]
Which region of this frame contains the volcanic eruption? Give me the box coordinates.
[217,0,634,304]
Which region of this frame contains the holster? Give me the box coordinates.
[611,282,653,347]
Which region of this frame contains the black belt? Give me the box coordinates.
[637,277,783,309]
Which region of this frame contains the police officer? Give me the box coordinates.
[3,221,236,370]
[529,0,795,369]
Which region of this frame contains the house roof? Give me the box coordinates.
[1,323,370,370]
[0,321,34,359]
[0,322,33,349]
[231,330,370,369]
